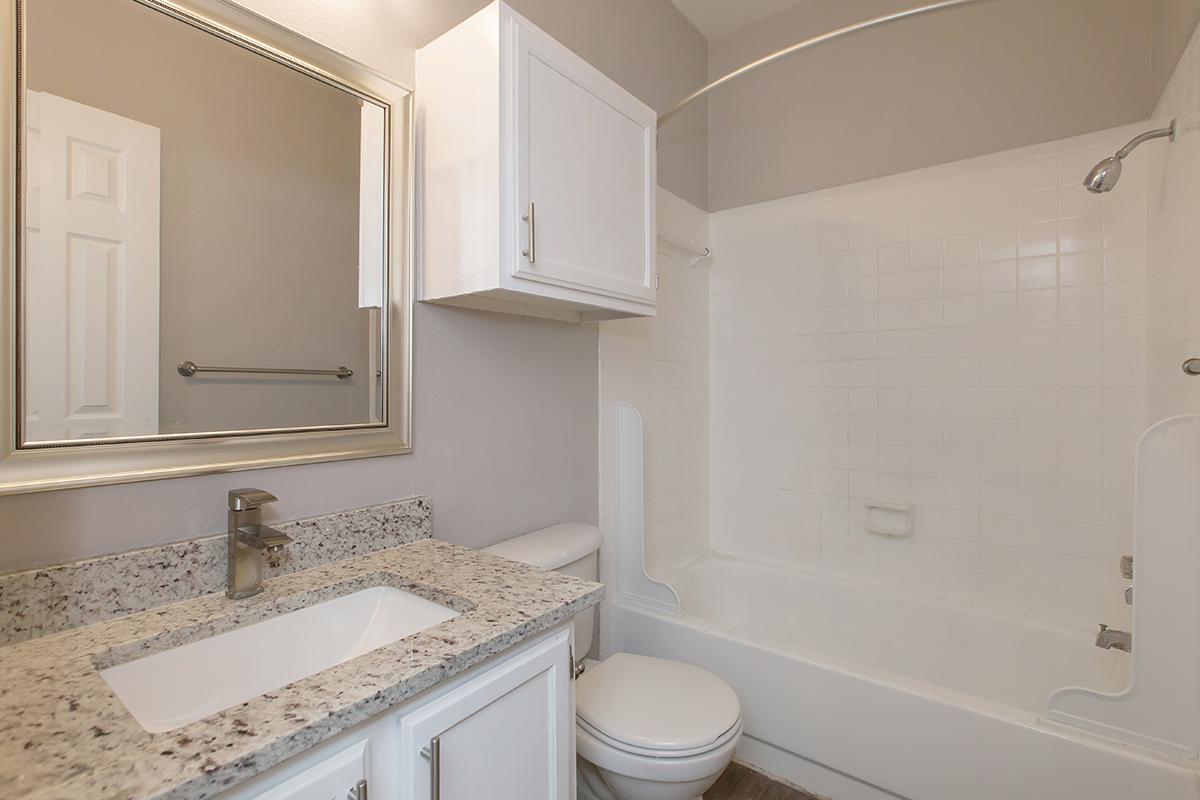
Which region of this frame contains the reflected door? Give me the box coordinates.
[24,91,161,441]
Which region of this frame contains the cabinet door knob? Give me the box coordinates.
[521,202,536,264]
[347,779,368,800]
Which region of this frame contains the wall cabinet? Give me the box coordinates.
[217,627,573,800]
[417,1,657,323]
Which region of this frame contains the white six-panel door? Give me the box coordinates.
[511,18,656,305]
[24,91,160,442]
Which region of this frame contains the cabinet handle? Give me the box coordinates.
[420,735,442,800]
[521,202,536,264]
[347,779,368,800]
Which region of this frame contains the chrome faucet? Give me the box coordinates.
[1095,624,1132,653]
[227,488,293,599]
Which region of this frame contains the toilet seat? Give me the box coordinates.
[577,714,742,759]
[575,716,744,786]
[575,653,742,755]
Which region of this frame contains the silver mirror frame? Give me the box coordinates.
[0,0,413,494]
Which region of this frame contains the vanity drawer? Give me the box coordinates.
[222,738,369,800]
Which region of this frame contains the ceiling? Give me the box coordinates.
[669,0,809,39]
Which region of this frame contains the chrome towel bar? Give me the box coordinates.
[177,360,353,379]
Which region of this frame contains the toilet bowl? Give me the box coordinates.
[574,652,742,800]
[483,524,742,800]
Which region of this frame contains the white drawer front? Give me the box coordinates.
[246,738,367,800]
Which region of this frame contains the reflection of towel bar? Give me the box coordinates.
[864,498,913,537]
[177,360,353,379]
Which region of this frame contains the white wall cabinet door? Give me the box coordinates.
[510,17,655,307]
[400,629,572,800]
[24,91,161,442]
[417,1,656,323]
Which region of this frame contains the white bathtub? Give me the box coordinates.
[612,555,1200,800]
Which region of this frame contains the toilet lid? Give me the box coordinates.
[575,653,741,752]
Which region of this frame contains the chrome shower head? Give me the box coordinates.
[1084,119,1176,194]
[1084,156,1122,193]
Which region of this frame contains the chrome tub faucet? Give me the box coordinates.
[1093,556,1134,653]
[227,488,293,599]
[1095,624,1132,653]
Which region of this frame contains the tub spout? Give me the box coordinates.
[1095,624,1131,653]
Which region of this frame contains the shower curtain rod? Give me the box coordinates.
[658,0,996,127]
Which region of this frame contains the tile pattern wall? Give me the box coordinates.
[1148,21,1200,424]
[708,127,1150,628]
[599,188,708,654]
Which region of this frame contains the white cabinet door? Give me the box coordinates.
[511,16,655,306]
[400,629,572,800]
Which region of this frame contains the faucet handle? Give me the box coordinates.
[229,488,278,512]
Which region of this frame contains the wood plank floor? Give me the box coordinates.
[704,762,821,800]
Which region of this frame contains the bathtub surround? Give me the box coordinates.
[706,122,1149,631]
[0,496,430,645]
[598,188,709,652]
[601,189,710,576]
[0,539,602,800]
[1046,414,1200,759]
[1147,11,1200,424]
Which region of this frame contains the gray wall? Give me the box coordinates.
[705,0,1162,211]
[28,0,372,433]
[234,0,709,210]
[0,0,708,572]
[1154,0,1200,104]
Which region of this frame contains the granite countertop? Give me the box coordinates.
[0,539,603,800]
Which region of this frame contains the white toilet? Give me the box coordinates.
[485,523,742,800]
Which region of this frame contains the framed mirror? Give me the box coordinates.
[0,0,412,493]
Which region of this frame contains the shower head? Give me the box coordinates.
[1084,156,1122,193]
[1084,120,1176,194]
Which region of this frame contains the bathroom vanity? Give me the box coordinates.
[0,538,602,799]
[219,625,573,800]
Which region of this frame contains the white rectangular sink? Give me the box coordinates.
[100,586,460,733]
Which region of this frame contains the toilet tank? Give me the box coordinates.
[483,523,602,658]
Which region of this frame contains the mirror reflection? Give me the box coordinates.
[20,0,388,445]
